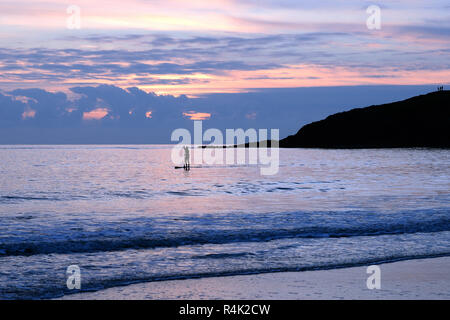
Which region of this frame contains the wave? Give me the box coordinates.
[0,195,90,202]
[3,252,450,300]
[0,195,61,201]
[2,216,449,257]
[61,252,450,299]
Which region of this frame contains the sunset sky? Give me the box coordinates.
[0,0,449,143]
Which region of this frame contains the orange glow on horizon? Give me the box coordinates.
[137,65,450,96]
[10,63,450,97]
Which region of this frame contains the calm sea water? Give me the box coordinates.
[0,145,449,299]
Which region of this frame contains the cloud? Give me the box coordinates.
[0,84,445,143]
[0,2,449,139]
[83,107,109,120]
[21,107,36,119]
[1,29,449,96]
[183,111,211,120]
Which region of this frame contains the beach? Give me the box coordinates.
[2,0,450,305]
[59,256,450,300]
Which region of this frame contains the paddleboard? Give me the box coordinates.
[174,166,202,169]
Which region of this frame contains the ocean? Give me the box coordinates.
[0,145,449,299]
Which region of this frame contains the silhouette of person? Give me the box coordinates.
[184,146,190,170]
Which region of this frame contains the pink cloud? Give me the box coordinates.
[183,111,211,120]
[21,108,36,119]
[83,107,109,120]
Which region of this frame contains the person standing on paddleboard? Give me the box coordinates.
[184,146,190,170]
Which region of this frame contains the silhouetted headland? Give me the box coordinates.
[203,90,449,149]
[280,90,449,148]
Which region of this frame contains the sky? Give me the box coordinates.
[0,0,449,143]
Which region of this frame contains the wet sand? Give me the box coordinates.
[59,256,450,300]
